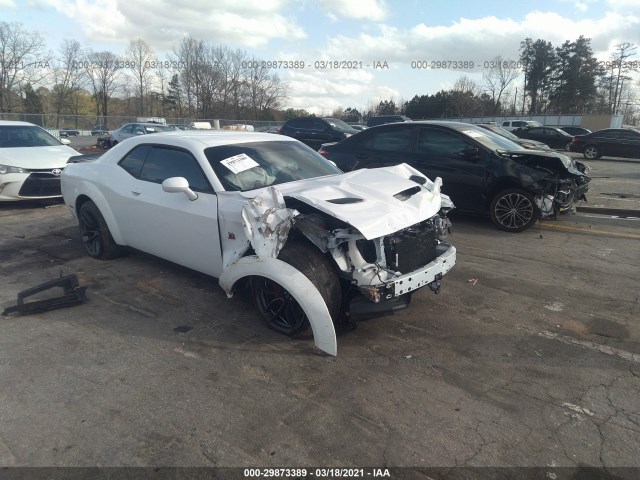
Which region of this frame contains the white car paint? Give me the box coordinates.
[62,131,456,355]
[0,121,78,201]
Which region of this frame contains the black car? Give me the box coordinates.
[559,126,591,136]
[366,115,412,127]
[476,124,552,150]
[569,128,640,160]
[91,125,109,136]
[513,126,574,150]
[59,128,80,137]
[319,121,590,232]
[279,117,358,150]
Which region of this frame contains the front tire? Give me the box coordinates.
[251,242,342,337]
[78,200,122,259]
[583,145,601,159]
[490,188,539,232]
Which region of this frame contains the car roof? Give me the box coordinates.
[0,121,39,127]
[120,130,300,149]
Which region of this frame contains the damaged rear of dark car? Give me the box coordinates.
[320,121,590,232]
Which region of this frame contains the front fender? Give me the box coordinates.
[74,181,126,245]
[219,256,337,356]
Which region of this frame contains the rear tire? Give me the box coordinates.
[251,242,342,337]
[490,188,539,232]
[78,200,122,259]
[583,145,600,159]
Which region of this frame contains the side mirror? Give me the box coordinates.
[459,146,479,159]
[162,176,198,201]
[60,138,71,145]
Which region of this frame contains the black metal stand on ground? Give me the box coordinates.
[2,274,87,316]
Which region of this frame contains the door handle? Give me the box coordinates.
[131,191,141,196]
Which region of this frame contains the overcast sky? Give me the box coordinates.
[3,0,640,114]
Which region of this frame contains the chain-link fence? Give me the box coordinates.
[0,113,285,135]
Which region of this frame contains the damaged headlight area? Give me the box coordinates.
[294,207,456,320]
[535,174,590,219]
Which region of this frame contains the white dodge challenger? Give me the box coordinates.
[61,131,456,355]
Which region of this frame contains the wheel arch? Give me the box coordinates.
[74,185,126,245]
[485,177,524,209]
[219,255,337,356]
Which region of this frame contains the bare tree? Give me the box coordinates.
[0,21,48,112]
[83,50,122,124]
[51,39,86,127]
[125,38,155,115]
[451,75,481,116]
[611,42,637,114]
[482,56,520,114]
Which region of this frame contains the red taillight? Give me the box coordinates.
[318,148,328,157]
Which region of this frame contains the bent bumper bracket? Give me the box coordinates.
[3,274,88,316]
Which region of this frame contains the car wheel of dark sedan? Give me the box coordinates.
[583,145,601,160]
[251,242,341,337]
[78,200,122,259]
[490,188,539,232]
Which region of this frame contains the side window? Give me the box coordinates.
[287,118,304,129]
[135,126,146,134]
[528,127,543,135]
[312,120,326,131]
[118,145,151,178]
[599,130,621,139]
[418,128,472,155]
[139,147,212,193]
[121,124,134,134]
[622,131,640,141]
[502,121,510,127]
[368,128,413,152]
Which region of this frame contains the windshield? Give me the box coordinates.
[143,125,171,133]
[460,126,525,151]
[205,140,342,192]
[0,126,64,148]
[323,118,356,133]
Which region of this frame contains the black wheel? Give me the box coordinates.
[583,145,600,159]
[110,140,118,148]
[251,242,342,337]
[78,200,122,259]
[490,188,539,232]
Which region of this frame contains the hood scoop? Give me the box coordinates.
[326,197,364,204]
[393,186,421,201]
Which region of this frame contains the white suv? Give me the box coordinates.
[502,120,542,131]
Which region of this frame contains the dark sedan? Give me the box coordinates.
[569,128,640,160]
[59,128,80,137]
[513,126,574,150]
[476,124,551,150]
[319,121,590,232]
[559,126,591,136]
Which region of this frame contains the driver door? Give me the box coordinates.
[106,145,224,277]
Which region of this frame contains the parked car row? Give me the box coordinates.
[317,121,590,232]
[3,116,636,356]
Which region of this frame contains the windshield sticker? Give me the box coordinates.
[463,130,484,138]
[220,153,260,174]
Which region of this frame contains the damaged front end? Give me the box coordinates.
[219,164,457,356]
[504,150,591,219]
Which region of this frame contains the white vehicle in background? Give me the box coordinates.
[61,131,456,355]
[108,122,172,147]
[0,121,78,201]
[501,120,542,131]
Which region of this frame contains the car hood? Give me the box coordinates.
[517,139,551,150]
[502,149,587,177]
[0,145,79,169]
[274,164,450,239]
